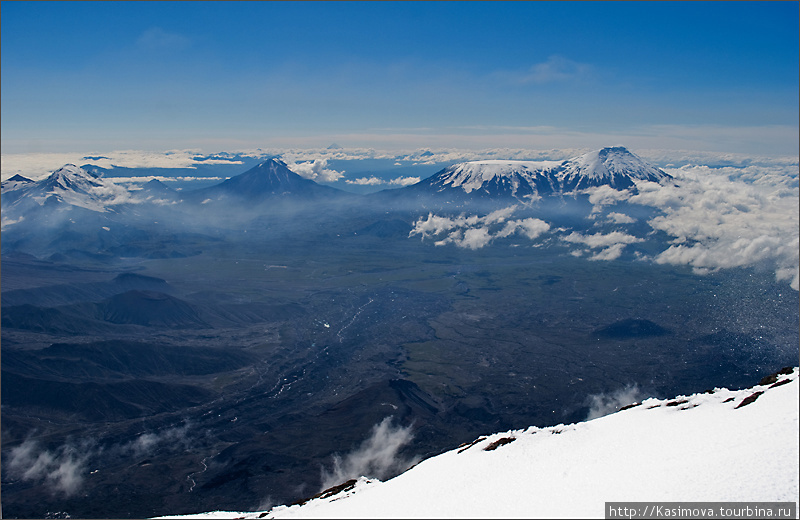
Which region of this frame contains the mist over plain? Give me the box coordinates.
[1,146,797,518]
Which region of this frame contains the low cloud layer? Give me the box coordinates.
[407,159,798,290]
[1,150,244,181]
[319,417,419,491]
[345,176,420,186]
[4,147,795,182]
[409,206,550,249]
[630,165,799,290]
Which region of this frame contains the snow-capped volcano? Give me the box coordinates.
[189,158,348,203]
[558,146,672,191]
[161,367,798,519]
[0,174,35,193]
[401,147,671,204]
[1,164,124,214]
[426,160,563,200]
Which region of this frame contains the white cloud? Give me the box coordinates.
[344,176,420,186]
[389,176,420,186]
[410,206,550,249]
[630,165,799,290]
[584,185,633,210]
[6,147,793,183]
[589,243,628,261]
[455,227,494,250]
[585,385,643,420]
[286,159,344,182]
[0,150,242,181]
[411,213,460,238]
[511,55,594,85]
[119,424,192,457]
[288,158,344,182]
[136,27,191,51]
[561,231,644,262]
[109,176,226,184]
[1,215,25,230]
[346,177,385,186]
[496,217,551,240]
[606,212,636,224]
[562,231,643,249]
[5,439,93,496]
[636,148,800,170]
[320,417,419,491]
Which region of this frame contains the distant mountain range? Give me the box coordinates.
[401,146,672,204]
[1,147,670,216]
[0,146,675,259]
[2,164,119,215]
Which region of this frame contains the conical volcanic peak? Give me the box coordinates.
[42,164,105,194]
[558,147,671,191]
[1,174,35,193]
[191,158,348,202]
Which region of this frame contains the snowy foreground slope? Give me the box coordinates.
[160,368,799,519]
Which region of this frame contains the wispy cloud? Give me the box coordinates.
[117,424,192,457]
[498,55,595,85]
[136,27,191,52]
[5,439,93,496]
[586,385,643,420]
[345,176,420,186]
[3,424,196,497]
[524,55,594,84]
[319,417,419,491]
[561,230,644,261]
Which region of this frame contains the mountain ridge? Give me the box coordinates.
[394,146,672,204]
[2,147,669,214]
[186,158,351,204]
[159,367,799,519]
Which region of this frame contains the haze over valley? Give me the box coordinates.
[2,146,798,518]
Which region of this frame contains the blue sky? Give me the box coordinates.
[2,1,798,155]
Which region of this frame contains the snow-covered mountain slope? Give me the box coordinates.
[1,159,349,220]
[403,147,671,203]
[558,146,672,191]
[1,164,125,213]
[427,160,563,200]
[162,367,798,519]
[0,173,35,192]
